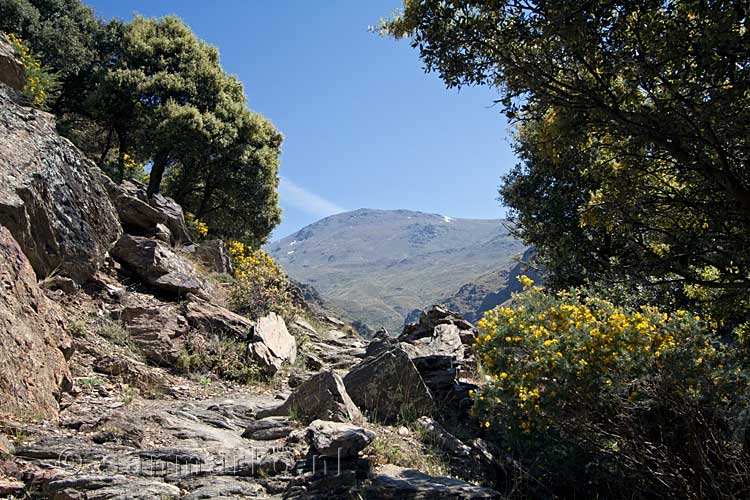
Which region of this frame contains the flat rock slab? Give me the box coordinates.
[366,465,501,499]
[242,416,295,441]
[306,419,375,458]
[45,474,181,500]
[249,313,297,375]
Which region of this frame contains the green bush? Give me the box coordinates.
[177,330,264,384]
[472,277,750,499]
[227,241,295,320]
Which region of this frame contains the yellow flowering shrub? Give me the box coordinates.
[471,276,750,497]
[228,241,295,320]
[5,33,58,108]
[185,213,209,240]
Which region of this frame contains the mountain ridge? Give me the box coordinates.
[267,208,527,331]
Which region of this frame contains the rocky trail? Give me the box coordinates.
[0,34,505,499]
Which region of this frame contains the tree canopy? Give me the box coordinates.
[0,1,283,246]
[384,0,750,325]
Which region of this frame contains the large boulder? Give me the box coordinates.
[0,85,122,284]
[306,420,375,458]
[97,175,191,244]
[258,369,362,423]
[111,234,208,298]
[398,305,473,401]
[343,346,433,423]
[0,226,71,419]
[0,34,24,91]
[249,313,297,375]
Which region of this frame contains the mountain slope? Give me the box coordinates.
[267,209,526,331]
[438,247,540,324]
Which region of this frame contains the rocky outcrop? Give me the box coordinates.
[306,419,375,458]
[148,192,192,243]
[0,226,71,419]
[111,234,208,297]
[258,369,362,423]
[184,296,254,339]
[97,174,191,244]
[184,239,233,274]
[0,34,24,91]
[0,85,122,284]
[399,305,473,401]
[344,346,433,422]
[119,304,188,366]
[249,313,297,375]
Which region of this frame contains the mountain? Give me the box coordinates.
[267,209,526,331]
[437,247,540,324]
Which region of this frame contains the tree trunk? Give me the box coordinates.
[147,154,168,197]
[116,129,128,183]
[97,128,113,169]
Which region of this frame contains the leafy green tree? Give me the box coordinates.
[164,95,283,247]
[384,0,750,325]
[0,0,103,111]
[2,3,283,245]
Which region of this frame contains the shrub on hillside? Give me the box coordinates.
[228,241,295,320]
[184,213,208,241]
[5,32,58,108]
[472,277,750,499]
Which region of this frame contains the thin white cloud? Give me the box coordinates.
[278,176,346,218]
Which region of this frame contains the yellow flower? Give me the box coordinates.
[517,274,534,288]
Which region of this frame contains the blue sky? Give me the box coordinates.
[87,0,517,240]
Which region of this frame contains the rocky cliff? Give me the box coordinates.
[0,35,506,499]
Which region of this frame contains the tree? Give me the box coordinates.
[2,3,284,245]
[384,0,750,325]
[0,0,103,111]
[164,95,283,247]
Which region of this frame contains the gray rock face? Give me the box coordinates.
[242,417,295,441]
[0,85,122,284]
[149,192,192,243]
[184,297,254,340]
[111,234,208,297]
[44,475,181,500]
[98,174,191,244]
[0,226,71,419]
[400,323,464,361]
[306,419,375,458]
[249,313,297,375]
[415,416,471,457]
[365,464,501,499]
[258,369,362,423]
[343,346,433,423]
[398,305,472,398]
[185,239,233,274]
[120,305,188,366]
[0,34,24,91]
